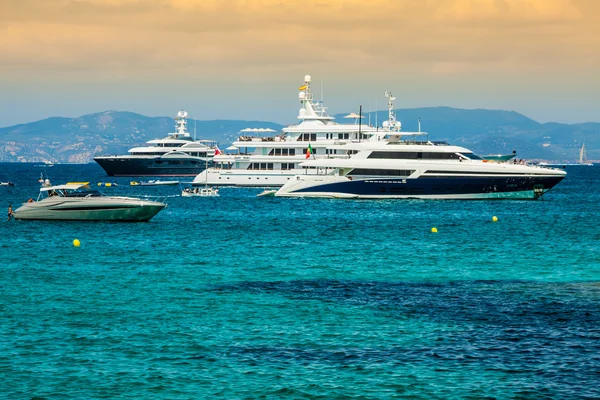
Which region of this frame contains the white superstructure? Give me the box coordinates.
[192,75,377,187]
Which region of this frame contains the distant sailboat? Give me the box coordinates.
[579,143,594,166]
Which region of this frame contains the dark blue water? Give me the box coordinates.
[1,163,599,398]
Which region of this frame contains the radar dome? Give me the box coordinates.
[183,111,188,117]
[177,111,183,117]
[298,91,306,100]
[299,108,307,117]
[304,75,311,83]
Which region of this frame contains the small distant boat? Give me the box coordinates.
[182,187,219,197]
[257,189,277,197]
[579,143,594,166]
[0,182,14,186]
[131,180,180,186]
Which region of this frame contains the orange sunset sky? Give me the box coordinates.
[1,0,599,126]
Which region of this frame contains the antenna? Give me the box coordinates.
[194,116,197,141]
[358,105,362,140]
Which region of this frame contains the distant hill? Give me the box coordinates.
[0,108,598,163]
[0,111,283,163]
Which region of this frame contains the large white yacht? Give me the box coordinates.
[94,111,216,177]
[192,75,377,187]
[275,93,567,200]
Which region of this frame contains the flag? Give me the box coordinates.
[306,143,312,159]
[214,146,222,156]
[298,85,307,91]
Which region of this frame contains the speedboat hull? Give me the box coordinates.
[275,173,566,200]
[13,197,166,221]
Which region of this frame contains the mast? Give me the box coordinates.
[580,143,586,163]
[358,105,362,141]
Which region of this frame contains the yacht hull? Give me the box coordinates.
[193,168,300,187]
[276,175,565,200]
[94,156,210,177]
[13,198,166,221]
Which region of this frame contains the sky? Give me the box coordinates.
[1,0,599,127]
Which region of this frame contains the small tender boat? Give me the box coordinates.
[139,180,180,186]
[182,187,219,197]
[98,182,118,187]
[13,182,166,222]
[257,189,277,197]
[0,182,14,186]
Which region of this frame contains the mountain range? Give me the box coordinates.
[0,108,597,163]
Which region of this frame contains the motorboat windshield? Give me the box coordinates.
[39,182,103,199]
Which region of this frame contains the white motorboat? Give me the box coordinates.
[0,182,14,186]
[257,189,277,197]
[13,182,166,221]
[192,75,378,188]
[275,92,567,200]
[181,187,219,197]
[131,180,180,186]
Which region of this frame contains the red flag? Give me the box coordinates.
[214,146,222,156]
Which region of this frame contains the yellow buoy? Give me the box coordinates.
[431,227,438,233]
[73,239,81,247]
[492,216,498,222]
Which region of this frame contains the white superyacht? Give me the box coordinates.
[275,92,567,200]
[192,75,377,187]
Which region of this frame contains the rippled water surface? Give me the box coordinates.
[1,163,599,398]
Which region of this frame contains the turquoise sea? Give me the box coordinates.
[1,163,599,399]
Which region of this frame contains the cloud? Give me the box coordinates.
[0,0,597,80]
[434,0,582,22]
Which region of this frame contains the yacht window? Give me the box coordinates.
[289,149,295,156]
[260,163,267,170]
[275,148,281,156]
[267,163,273,170]
[282,148,288,156]
[368,151,459,160]
[303,148,317,155]
[349,169,414,176]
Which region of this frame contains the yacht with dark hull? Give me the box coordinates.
[94,111,216,177]
[275,93,567,200]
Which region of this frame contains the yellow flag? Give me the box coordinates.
[298,85,307,91]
